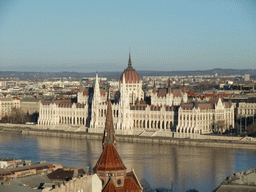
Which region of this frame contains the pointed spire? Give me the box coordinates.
[102,99,116,149]
[182,81,186,93]
[95,73,99,88]
[79,79,83,92]
[128,50,132,68]
[167,78,172,94]
[107,85,111,100]
[153,80,157,94]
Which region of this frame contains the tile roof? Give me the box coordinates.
[0,185,42,192]
[102,179,118,192]
[120,67,140,84]
[10,174,51,189]
[172,89,182,97]
[47,169,74,181]
[100,89,106,96]
[157,90,167,97]
[123,171,143,192]
[93,144,126,172]
[0,164,55,176]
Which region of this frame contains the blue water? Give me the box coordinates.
[0,134,256,192]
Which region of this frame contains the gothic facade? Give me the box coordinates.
[38,54,234,135]
[176,98,234,134]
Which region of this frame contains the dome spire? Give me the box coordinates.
[128,49,132,68]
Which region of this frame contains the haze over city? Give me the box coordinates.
[1,0,256,72]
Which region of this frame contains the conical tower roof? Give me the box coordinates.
[93,99,126,172]
[167,78,172,94]
[102,99,116,147]
[153,80,157,94]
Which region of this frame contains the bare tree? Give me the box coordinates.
[0,108,31,124]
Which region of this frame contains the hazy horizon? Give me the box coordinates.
[1,0,256,72]
[0,67,255,75]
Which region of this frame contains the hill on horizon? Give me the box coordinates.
[0,68,256,80]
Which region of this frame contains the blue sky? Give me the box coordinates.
[0,0,256,72]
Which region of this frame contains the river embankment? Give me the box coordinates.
[0,124,256,150]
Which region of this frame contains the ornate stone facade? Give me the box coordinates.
[237,102,256,117]
[38,54,234,136]
[38,98,88,126]
[176,98,234,134]
[151,80,188,106]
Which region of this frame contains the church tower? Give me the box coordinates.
[93,99,143,191]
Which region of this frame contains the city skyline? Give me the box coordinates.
[1,0,256,72]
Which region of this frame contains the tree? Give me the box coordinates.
[247,119,256,136]
[0,108,32,124]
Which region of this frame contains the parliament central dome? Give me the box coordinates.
[120,53,140,84]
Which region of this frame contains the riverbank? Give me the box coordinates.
[0,124,256,150]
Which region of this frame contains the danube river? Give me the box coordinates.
[0,134,256,192]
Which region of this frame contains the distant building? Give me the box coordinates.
[38,53,234,136]
[213,168,256,192]
[151,79,187,106]
[237,102,256,117]
[20,98,40,115]
[244,74,250,81]
[0,97,20,120]
[176,98,234,134]
[0,159,102,192]
[0,80,17,87]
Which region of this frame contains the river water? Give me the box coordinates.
[0,133,256,192]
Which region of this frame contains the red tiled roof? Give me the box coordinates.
[74,103,86,108]
[93,143,126,172]
[153,87,157,94]
[41,98,71,105]
[180,103,194,110]
[224,100,232,108]
[209,98,219,105]
[172,89,182,97]
[0,164,55,176]
[149,105,161,111]
[181,102,213,110]
[102,180,118,192]
[100,89,106,96]
[197,103,213,110]
[186,91,199,96]
[167,87,172,94]
[120,67,140,84]
[47,169,74,181]
[200,93,230,99]
[157,90,167,97]
[130,105,146,110]
[123,171,142,192]
[83,89,89,96]
[164,105,174,111]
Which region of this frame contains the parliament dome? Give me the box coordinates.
[120,53,140,84]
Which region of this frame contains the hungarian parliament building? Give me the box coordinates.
[38,54,234,137]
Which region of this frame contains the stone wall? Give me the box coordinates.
[21,129,256,150]
[42,174,102,192]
